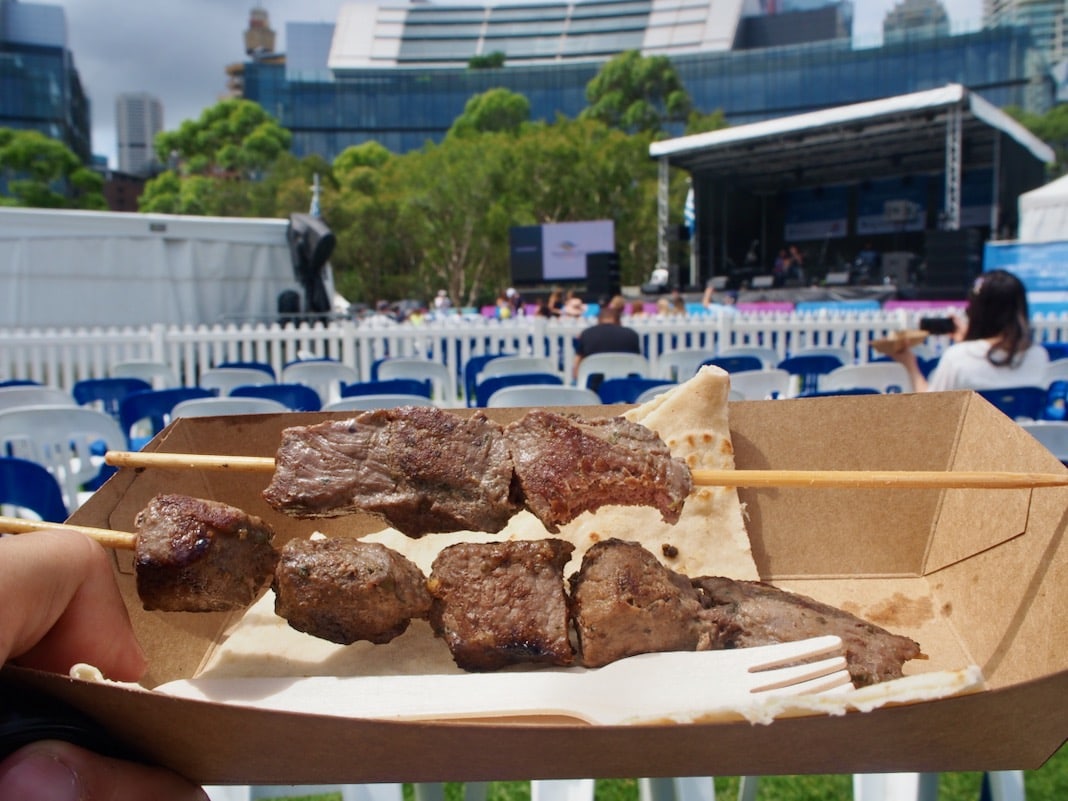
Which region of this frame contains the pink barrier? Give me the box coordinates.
[883,300,966,311]
[734,302,795,313]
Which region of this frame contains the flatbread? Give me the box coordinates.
[199,365,757,679]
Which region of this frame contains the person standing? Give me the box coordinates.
[890,270,1048,392]
[572,304,641,384]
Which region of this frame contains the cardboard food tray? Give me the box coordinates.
[871,329,929,355]
[4,391,1068,783]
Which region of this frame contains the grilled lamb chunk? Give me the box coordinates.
[503,411,692,533]
[273,537,431,645]
[134,494,277,612]
[427,539,575,671]
[692,576,922,687]
[262,406,521,537]
[569,538,710,668]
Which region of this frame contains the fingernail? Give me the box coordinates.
[0,750,81,801]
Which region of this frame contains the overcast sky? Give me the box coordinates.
[55,0,983,168]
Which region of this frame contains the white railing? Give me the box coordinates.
[4,306,1065,404]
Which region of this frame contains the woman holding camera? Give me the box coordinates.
[891,269,1048,392]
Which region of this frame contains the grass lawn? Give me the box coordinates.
[270,742,1066,801]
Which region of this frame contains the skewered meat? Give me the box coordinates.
[273,537,431,645]
[568,538,712,668]
[134,494,277,612]
[692,575,922,687]
[427,539,575,671]
[503,411,693,533]
[263,407,521,537]
[263,406,693,538]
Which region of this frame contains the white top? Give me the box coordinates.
[927,340,1049,392]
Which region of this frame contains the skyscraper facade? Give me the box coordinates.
[0,0,90,161]
[234,0,1044,162]
[116,93,164,176]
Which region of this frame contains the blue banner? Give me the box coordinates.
[984,241,1068,293]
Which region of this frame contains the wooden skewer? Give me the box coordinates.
[0,515,136,549]
[104,451,1068,490]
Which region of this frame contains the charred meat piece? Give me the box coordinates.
[503,411,692,533]
[134,494,277,612]
[569,538,710,668]
[692,576,922,687]
[262,406,521,537]
[273,537,432,645]
[428,539,575,671]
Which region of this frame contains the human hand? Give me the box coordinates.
[0,740,208,800]
[0,530,207,800]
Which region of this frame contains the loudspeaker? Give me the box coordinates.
[586,251,621,301]
[924,229,982,292]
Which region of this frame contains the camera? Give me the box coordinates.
[919,317,956,335]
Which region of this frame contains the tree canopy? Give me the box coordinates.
[581,50,692,136]
[0,128,105,209]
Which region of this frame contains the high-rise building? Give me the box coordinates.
[985,0,1066,59]
[0,0,91,162]
[116,92,163,176]
[883,0,951,41]
[244,5,277,57]
[232,0,1042,161]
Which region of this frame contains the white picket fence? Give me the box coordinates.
[4,306,1067,404]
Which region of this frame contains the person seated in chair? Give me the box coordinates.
[890,269,1047,392]
[572,305,642,384]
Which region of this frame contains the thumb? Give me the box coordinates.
[0,740,207,801]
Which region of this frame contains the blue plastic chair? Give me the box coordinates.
[231,383,322,411]
[1042,342,1068,362]
[72,377,152,421]
[777,354,845,395]
[0,456,69,521]
[597,377,676,404]
[474,372,563,408]
[699,355,764,374]
[118,387,215,449]
[342,378,432,399]
[976,386,1048,421]
[217,360,276,380]
[1043,380,1068,421]
[796,387,880,398]
[464,354,513,406]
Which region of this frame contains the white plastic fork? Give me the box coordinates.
[157,635,851,725]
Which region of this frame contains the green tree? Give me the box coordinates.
[1007,104,1068,175]
[508,117,660,284]
[326,141,416,303]
[395,133,517,306]
[468,51,506,69]
[140,99,292,216]
[0,128,105,209]
[581,50,692,136]
[685,108,729,136]
[447,88,531,139]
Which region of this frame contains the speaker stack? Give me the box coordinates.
[923,229,982,297]
[585,251,621,301]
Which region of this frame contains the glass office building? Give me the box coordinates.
[235,1,1048,162]
[0,0,90,162]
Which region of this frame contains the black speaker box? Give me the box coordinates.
[924,229,982,291]
[586,251,621,301]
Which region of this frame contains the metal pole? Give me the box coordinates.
[944,104,962,230]
[989,132,1001,238]
[657,157,669,271]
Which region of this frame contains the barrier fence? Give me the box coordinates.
[4,305,1068,404]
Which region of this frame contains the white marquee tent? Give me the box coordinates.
[0,207,312,328]
[1018,173,1068,243]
